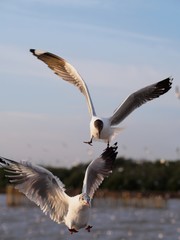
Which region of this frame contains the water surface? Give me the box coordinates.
[0,194,180,240]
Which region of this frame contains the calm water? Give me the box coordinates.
[0,194,180,240]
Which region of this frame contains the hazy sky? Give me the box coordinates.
[0,0,179,167]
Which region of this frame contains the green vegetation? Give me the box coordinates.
[0,157,180,193]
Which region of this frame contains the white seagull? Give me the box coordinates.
[30,49,173,146]
[175,86,180,99]
[0,143,118,234]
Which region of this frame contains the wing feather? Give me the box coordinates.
[110,77,173,125]
[82,143,118,199]
[30,49,96,116]
[0,157,69,224]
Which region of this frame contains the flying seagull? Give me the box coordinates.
[0,143,118,234]
[30,49,173,146]
[175,86,180,99]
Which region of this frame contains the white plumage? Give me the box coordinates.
[0,143,118,234]
[30,49,173,146]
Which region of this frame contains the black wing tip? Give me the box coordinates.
[0,157,12,170]
[157,77,173,93]
[0,157,6,165]
[30,49,35,54]
[0,157,17,167]
[101,142,118,160]
[29,49,63,61]
[29,49,45,57]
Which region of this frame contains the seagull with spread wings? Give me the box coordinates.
[0,143,118,234]
[30,49,173,146]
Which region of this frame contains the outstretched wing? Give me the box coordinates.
[110,77,173,125]
[30,49,96,117]
[0,157,69,224]
[82,143,118,199]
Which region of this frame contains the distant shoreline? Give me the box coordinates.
[1,187,180,199]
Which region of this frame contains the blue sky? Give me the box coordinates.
[0,0,179,167]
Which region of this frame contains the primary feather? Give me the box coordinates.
[0,143,118,233]
[30,49,173,145]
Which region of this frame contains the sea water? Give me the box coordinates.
[0,194,180,240]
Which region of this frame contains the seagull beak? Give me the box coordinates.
[85,201,90,207]
[84,200,90,207]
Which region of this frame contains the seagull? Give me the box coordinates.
[175,86,180,99]
[30,49,173,146]
[0,143,118,234]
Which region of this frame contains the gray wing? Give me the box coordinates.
[82,143,118,199]
[0,157,69,224]
[30,49,96,117]
[110,77,173,126]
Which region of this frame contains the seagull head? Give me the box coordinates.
[94,119,104,138]
[79,193,91,207]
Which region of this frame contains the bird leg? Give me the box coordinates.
[68,228,78,234]
[83,137,93,146]
[85,225,93,232]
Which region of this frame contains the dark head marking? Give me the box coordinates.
[94,119,103,137]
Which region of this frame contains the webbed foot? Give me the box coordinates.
[83,137,93,146]
[68,228,78,234]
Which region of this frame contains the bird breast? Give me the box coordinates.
[64,205,90,230]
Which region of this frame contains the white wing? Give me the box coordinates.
[30,49,96,117]
[82,143,118,199]
[0,157,69,224]
[110,77,173,126]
